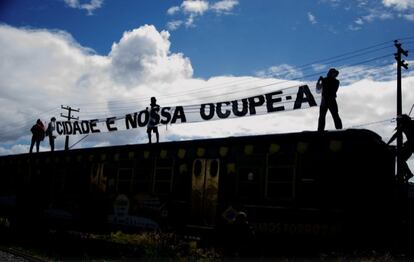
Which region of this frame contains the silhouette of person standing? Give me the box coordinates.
[29,119,45,153]
[147,97,160,144]
[46,117,57,152]
[387,114,414,182]
[317,68,343,131]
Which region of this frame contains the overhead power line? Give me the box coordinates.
[0,38,413,140]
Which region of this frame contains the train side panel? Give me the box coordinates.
[0,130,396,241]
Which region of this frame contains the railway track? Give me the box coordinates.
[0,247,48,262]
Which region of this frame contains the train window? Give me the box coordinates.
[0,171,15,194]
[194,159,203,177]
[266,166,295,200]
[210,160,219,177]
[117,168,133,194]
[153,158,174,195]
[267,183,293,199]
[53,169,66,193]
[268,167,294,182]
[134,169,151,193]
[237,167,261,200]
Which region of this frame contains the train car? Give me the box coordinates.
[0,129,397,243]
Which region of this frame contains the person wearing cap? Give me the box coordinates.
[147,97,160,144]
[46,117,57,151]
[317,68,342,131]
[387,114,414,182]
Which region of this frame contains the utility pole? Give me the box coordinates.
[394,40,408,182]
[61,105,80,151]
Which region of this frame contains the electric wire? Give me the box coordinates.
[0,52,398,139]
[0,39,412,141]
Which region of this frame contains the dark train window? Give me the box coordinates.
[134,170,151,193]
[268,167,294,182]
[153,182,171,195]
[117,168,133,194]
[237,167,261,199]
[210,160,219,177]
[266,166,295,200]
[0,170,15,194]
[194,159,202,177]
[153,158,174,195]
[53,169,66,193]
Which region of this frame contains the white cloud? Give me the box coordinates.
[0,24,192,149]
[348,24,362,31]
[0,144,29,155]
[403,13,414,19]
[167,20,184,30]
[109,25,193,85]
[307,12,318,24]
[1,24,414,158]
[256,64,304,80]
[185,15,196,27]
[355,18,364,25]
[348,7,393,30]
[383,0,414,10]
[312,64,327,71]
[63,0,103,15]
[362,9,394,22]
[318,1,413,31]
[167,6,180,15]
[166,0,238,30]
[211,0,239,13]
[181,0,209,15]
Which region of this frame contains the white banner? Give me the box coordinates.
[56,84,320,136]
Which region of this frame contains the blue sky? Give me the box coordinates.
[0,0,414,155]
[2,0,413,78]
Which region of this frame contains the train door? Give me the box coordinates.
[191,159,220,226]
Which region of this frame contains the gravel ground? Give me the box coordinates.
[0,250,30,262]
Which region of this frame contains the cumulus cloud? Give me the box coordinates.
[63,0,103,15]
[109,25,193,85]
[0,24,192,150]
[1,24,414,158]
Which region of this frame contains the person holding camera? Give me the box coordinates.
[317,68,342,131]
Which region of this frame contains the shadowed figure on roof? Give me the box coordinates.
[46,117,56,152]
[387,114,414,182]
[147,97,160,144]
[29,119,45,153]
[317,68,343,131]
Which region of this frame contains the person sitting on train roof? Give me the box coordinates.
[387,114,414,182]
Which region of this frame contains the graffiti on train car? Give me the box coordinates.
[107,194,160,230]
[90,164,107,192]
